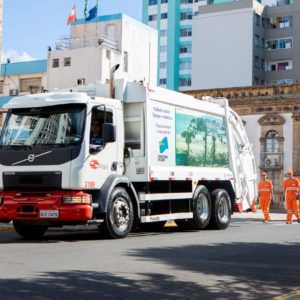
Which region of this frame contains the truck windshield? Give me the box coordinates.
[0,104,86,148]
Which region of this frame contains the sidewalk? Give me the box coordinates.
[233,208,287,222]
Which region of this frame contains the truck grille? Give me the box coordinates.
[3,172,62,190]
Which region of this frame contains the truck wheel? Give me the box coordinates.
[13,220,48,239]
[177,186,211,230]
[210,189,231,230]
[101,187,134,239]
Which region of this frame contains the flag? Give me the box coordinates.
[86,0,98,21]
[84,0,88,19]
[67,5,77,25]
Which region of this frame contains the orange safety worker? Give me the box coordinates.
[258,172,273,223]
[283,169,300,224]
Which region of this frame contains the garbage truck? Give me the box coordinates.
[0,81,257,239]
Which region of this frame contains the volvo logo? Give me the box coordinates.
[12,151,52,166]
[28,154,35,163]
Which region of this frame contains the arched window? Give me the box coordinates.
[265,130,279,153]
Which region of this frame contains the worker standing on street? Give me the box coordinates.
[284,170,300,224]
[258,172,273,223]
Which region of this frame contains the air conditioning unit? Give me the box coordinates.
[9,89,19,96]
[264,155,279,167]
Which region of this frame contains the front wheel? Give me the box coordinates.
[13,220,48,239]
[100,187,134,239]
[210,189,231,230]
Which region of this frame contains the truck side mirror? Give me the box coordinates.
[103,123,116,143]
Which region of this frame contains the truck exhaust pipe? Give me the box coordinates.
[109,64,120,99]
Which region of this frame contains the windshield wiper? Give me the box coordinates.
[0,145,33,150]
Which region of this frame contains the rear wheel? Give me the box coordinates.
[210,189,231,230]
[177,186,211,230]
[100,187,134,239]
[13,220,48,239]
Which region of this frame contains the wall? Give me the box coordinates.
[192,7,254,89]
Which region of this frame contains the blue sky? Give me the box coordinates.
[2,0,142,63]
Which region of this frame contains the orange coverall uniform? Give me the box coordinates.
[284,178,300,222]
[258,180,273,221]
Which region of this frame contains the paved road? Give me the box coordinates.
[0,212,299,300]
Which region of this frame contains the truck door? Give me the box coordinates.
[88,106,118,188]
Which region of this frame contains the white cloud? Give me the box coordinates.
[1,50,37,63]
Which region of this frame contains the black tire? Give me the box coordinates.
[178,185,211,230]
[210,189,231,230]
[13,220,48,239]
[100,187,134,239]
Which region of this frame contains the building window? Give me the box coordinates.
[267,60,293,71]
[124,51,128,73]
[180,28,192,37]
[254,56,260,68]
[266,37,293,50]
[160,29,167,37]
[64,57,71,67]
[148,14,157,22]
[149,0,157,5]
[161,13,168,19]
[254,77,260,85]
[179,61,192,70]
[267,16,293,29]
[180,44,192,54]
[255,14,260,26]
[179,78,192,87]
[160,62,167,69]
[180,12,193,20]
[180,0,193,4]
[159,78,167,85]
[255,34,260,47]
[161,0,168,3]
[261,59,265,70]
[77,78,86,85]
[265,130,279,153]
[160,45,167,52]
[20,78,42,93]
[52,59,59,68]
[0,81,3,94]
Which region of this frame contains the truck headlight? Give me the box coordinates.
[63,195,92,205]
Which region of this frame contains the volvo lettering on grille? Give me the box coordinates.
[12,151,52,166]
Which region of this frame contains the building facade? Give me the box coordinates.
[48,13,158,91]
[187,83,300,205]
[0,60,48,127]
[143,0,208,91]
[192,0,299,89]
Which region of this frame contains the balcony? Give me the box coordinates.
[260,152,283,170]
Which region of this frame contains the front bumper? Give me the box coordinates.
[0,191,93,223]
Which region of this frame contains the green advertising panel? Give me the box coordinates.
[176,111,229,167]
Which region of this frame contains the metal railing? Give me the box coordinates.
[260,152,284,169]
[55,35,119,52]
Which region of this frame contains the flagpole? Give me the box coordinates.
[84,0,88,48]
[95,0,99,47]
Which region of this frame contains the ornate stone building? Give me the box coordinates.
[186,83,300,205]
